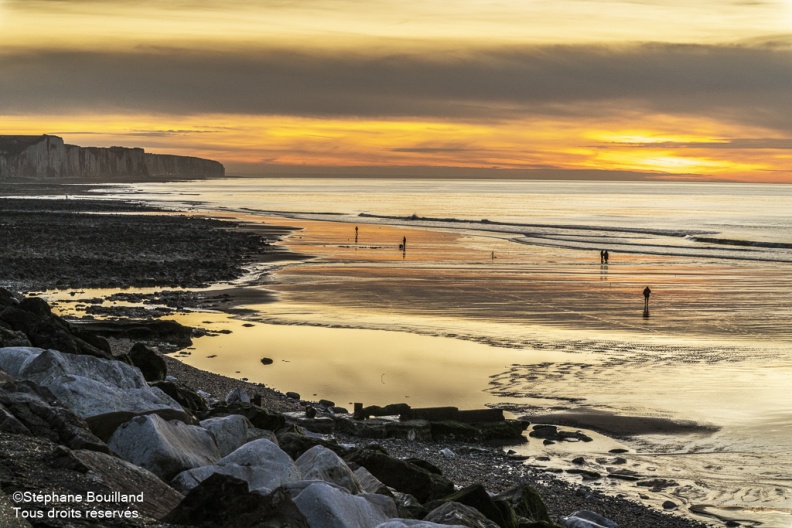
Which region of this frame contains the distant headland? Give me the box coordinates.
[0,135,224,181]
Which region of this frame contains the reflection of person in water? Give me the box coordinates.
[643,286,651,313]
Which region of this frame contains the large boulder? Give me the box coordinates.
[431,483,512,528]
[172,438,301,494]
[494,485,553,526]
[108,414,221,480]
[296,445,362,494]
[425,502,500,528]
[200,414,257,456]
[290,481,397,528]
[128,342,167,382]
[346,447,454,503]
[164,473,309,528]
[6,348,188,439]
[0,380,108,453]
[277,431,351,460]
[72,449,184,520]
[201,401,285,431]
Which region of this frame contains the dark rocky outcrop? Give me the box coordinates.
[428,483,513,528]
[164,473,309,528]
[494,485,554,526]
[200,402,286,431]
[0,296,113,360]
[76,319,194,349]
[276,431,352,460]
[152,380,209,415]
[0,135,224,181]
[424,501,500,528]
[345,446,454,503]
[128,343,167,382]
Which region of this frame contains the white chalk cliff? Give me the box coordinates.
[0,135,224,180]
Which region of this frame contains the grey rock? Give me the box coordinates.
[0,347,44,378]
[201,414,255,456]
[164,473,309,528]
[354,466,391,495]
[72,448,184,520]
[108,414,221,480]
[291,481,397,528]
[0,380,108,452]
[11,348,188,439]
[296,445,362,494]
[425,502,499,528]
[172,438,300,494]
[225,387,250,404]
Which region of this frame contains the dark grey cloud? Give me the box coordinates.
[2,43,792,133]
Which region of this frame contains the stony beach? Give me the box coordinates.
[0,197,715,527]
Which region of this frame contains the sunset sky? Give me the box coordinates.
[2,0,792,181]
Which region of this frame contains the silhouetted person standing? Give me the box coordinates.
[600,250,604,263]
[355,226,358,244]
[603,250,609,264]
[643,286,651,316]
[402,236,406,251]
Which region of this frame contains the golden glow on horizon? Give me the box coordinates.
[3,112,789,182]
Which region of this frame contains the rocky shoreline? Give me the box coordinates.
[0,198,715,527]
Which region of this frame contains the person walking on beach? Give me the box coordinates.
[643,286,651,315]
[600,250,604,263]
[355,226,358,244]
[402,236,407,251]
[603,250,609,264]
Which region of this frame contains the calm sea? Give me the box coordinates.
[87,178,792,526]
